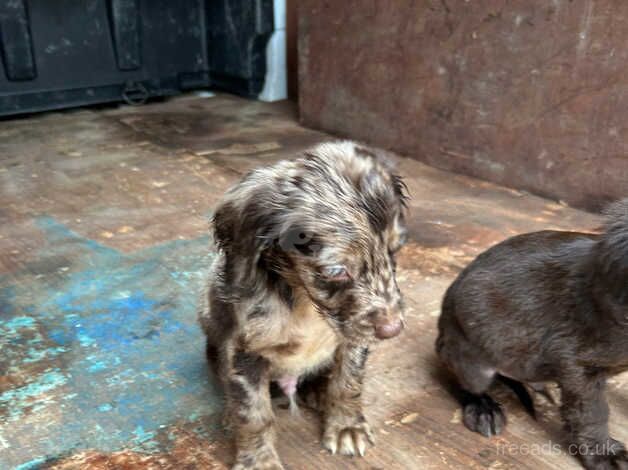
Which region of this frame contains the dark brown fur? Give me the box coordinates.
[436,199,628,470]
[199,141,408,469]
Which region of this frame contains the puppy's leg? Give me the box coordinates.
[224,348,283,470]
[436,332,505,437]
[560,371,627,470]
[322,344,375,457]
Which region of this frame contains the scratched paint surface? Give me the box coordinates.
[0,216,221,468]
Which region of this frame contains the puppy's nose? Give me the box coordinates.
[374,316,404,339]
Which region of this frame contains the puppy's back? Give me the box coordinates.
[438,199,628,372]
[437,229,598,370]
[443,230,597,319]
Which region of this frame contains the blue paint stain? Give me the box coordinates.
[88,361,108,373]
[132,425,156,444]
[0,369,67,421]
[5,316,36,330]
[47,292,192,353]
[77,332,96,347]
[15,457,47,470]
[0,217,220,468]
[35,216,121,259]
[22,346,67,364]
[0,286,16,316]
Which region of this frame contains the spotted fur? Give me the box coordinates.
[198,141,408,469]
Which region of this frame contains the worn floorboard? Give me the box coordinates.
[0,93,624,469]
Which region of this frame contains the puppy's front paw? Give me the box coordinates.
[232,447,284,470]
[463,394,506,438]
[322,417,375,457]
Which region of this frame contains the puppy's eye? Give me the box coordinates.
[322,265,351,282]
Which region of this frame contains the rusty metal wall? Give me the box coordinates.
[298,0,628,211]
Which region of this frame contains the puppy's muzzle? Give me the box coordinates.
[370,308,404,340]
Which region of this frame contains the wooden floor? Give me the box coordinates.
[0,93,625,470]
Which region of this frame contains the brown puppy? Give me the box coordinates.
[437,199,628,470]
[198,141,408,469]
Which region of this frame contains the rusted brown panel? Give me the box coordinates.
[299,0,628,211]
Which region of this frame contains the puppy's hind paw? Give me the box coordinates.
[322,421,375,457]
[232,448,285,470]
[463,394,506,438]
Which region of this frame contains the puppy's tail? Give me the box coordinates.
[497,375,536,419]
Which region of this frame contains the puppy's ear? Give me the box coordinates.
[212,201,236,251]
[212,194,274,263]
[357,150,409,249]
[384,173,409,252]
[359,145,410,209]
[593,198,628,309]
[390,173,410,209]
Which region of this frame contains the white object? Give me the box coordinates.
[258,0,287,102]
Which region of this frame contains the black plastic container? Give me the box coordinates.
[0,0,274,116]
[207,0,274,98]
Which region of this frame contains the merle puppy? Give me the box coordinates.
[199,141,408,469]
[436,199,628,469]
